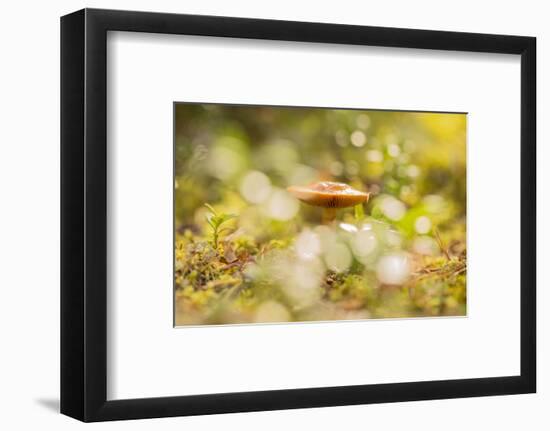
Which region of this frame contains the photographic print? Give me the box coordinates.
[174,103,466,326]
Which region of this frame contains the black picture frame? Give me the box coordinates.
[61,8,536,422]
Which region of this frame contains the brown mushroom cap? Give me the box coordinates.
[287,181,369,208]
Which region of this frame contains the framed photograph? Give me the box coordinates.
[61,8,536,422]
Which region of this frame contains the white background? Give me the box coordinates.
[108,32,520,399]
[0,0,547,429]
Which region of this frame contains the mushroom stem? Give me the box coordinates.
[322,207,337,224]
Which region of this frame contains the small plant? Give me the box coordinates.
[204,203,236,249]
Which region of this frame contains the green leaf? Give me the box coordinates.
[218,227,235,236]
[218,213,236,225]
[204,203,217,216]
[205,214,215,229]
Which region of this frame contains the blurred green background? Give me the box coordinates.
[174,103,466,326]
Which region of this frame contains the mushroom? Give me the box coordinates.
[287,181,369,223]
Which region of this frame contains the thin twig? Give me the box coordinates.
[433,227,451,260]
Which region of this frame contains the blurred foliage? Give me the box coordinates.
[174,104,466,325]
